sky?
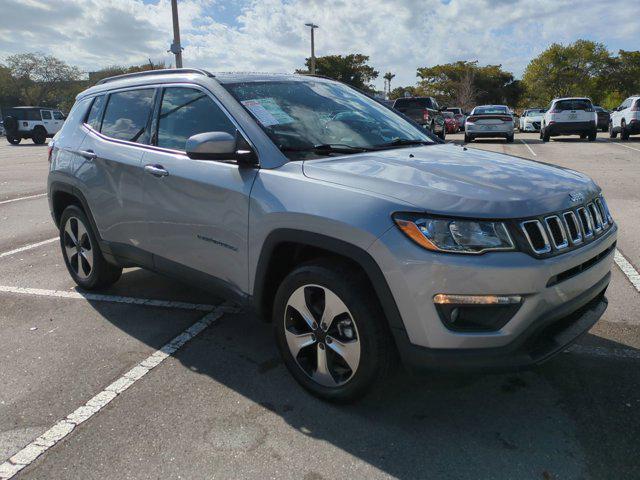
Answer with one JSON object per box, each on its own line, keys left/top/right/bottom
{"left": 0, "top": 0, "right": 638, "bottom": 90}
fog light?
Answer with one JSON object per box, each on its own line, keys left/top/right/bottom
{"left": 434, "top": 294, "right": 522, "bottom": 332}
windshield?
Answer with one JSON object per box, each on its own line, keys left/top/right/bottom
{"left": 472, "top": 106, "right": 508, "bottom": 115}
{"left": 224, "top": 79, "right": 435, "bottom": 159}
{"left": 526, "top": 110, "right": 544, "bottom": 117}
{"left": 443, "top": 112, "right": 455, "bottom": 118}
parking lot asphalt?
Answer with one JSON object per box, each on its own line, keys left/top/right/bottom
{"left": 0, "top": 133, "right": 639, "bottom": 479}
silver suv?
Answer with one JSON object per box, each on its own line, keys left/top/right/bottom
{"left": 48, "top": 69, "right": 617, "bottom": 402}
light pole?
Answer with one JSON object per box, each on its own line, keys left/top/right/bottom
{"left": 304, "top": 23, "right": 319, "bottom": 74}
{"left": 169, "top": 0, "right": 183, "bottom": 68}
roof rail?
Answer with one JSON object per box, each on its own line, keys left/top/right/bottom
{"left": 96, "top": 68, "right": 215, "bottom": 85}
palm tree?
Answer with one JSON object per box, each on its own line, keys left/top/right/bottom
{"left": 383, "top": 72, "right": 396, "bottom": 97}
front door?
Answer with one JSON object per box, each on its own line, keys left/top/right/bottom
{"left": 40, "top": 110, "right": 54, "bottom": 134}
{"left": 140, "top": 86, "right": 258, "bottom": 295}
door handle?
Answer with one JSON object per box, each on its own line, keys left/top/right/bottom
{"left": 144, "top": 164, "right": 169, "bottom": 177}
{"left": 78, "top": 150, "right": 97, "bottom": 160}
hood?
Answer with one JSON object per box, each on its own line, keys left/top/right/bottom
{"left": 302, "top": 144, "right": 599, "bottom": 218}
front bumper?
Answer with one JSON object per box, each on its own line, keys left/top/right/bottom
{"left": 368, "top": 223, "right": 617, "bottom": 371}
{"left": 522, "top": 121, "right": 541, "bottom": 132}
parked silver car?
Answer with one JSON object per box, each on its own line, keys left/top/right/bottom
{"left": 49, "top": 69, "right": 617, "bottom": 401}
{"left": 464, "top": 105, "right": 515, "bottom": 142}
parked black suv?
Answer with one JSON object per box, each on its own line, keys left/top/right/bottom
{"left": 392, "top": 97, "right": 446, "bottom": 139}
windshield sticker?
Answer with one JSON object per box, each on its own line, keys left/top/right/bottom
{"left": 241, "top": 98, "right": 294, "bottom": 127}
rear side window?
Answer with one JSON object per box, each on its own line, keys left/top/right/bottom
{"left": 554, "top": 99, "right": 592, "bottom": 111}
{"left": 86, "top": 95, "right": 105, "bottom": 130}
{"left": 156, "top": 87, "right": 236, "bottom": 151}
{"left": 41, "top": 111, "right": 52, "bottom": 120}
{"left": 101, "top": 89, "right": 156, "bottom": 143}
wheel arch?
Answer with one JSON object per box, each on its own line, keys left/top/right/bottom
{"left": 50, "top": 182, "right": 101, "bottom": 238}
{"left": 252, "top": 229, "right": 405, "bottom": 334}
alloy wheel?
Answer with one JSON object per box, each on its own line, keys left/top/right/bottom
{"left": 284, "top": 284, "right": 361, "bottom": 387}
{"left": 63, "top": 216, "right": 94, "bottom": 280}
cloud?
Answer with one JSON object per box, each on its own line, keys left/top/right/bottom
{"left": 0, "top": 0, "right": 638, "bottom": 89}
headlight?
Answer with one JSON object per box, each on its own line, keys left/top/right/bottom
{"left": 393, "top": 213, "right": 515, "bottom": 254}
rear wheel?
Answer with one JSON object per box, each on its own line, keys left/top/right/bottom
{"left": 464, "top": 133, "right": 472, "bottom": 143}
{"left": 506, "top": 133, "right": 514, "bottom": 143}
{"left": 7, "top": 136, "right": 20, "bottom": 145}
{"left": 59, "top": 205, "right": 122, "bottom": 290}
{"left": 580, "top": 133, "right": 587, "bottom": 139}
{"left": 620, "top": 120, "right": 629, "bottom": 141}
{"left": 588, "top": 129, "right": 597, "bottom": 142}
{"left": 438, "top": 124, "right": 446, "bottom": 140}
{"left": 609, "top": 122, "right": 618, "bottom": 139}
{"left": 541, "top": 126, "right": 550, "bottom": 142}
{"left": 274, "top": 261, "right": 394, "bottom": 402}
{"left": 32, "top": 127, "right": 46, "bottom": 145}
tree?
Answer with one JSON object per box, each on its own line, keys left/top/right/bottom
{"left": 388, "top": 85, "right": 420, "bottom": 100}
{"left": 383, "top": 72, "right": 395, "bottom": 97}
{"left": 3, "top": 52, "right": 82, "bottom": 108}
{"left": 416, "top": 60, "right": 521, "bottom": 107}
{"left": 297, "top": 54, "right": 379, "bottom": 92}
{"left": 88, "top": 60, "right": 167, "bottom": 85}
{"left": 521, "top": 40, "right": 611, "bottom": 106}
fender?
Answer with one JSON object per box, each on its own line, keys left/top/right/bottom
{"left": 252, "top": 228, "right": 406, "bottom": 334}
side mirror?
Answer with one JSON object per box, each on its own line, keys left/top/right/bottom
{"left": 186, "top": 131, "right": 257, "bottom": 166}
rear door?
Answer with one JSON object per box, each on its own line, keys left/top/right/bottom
{"left": 140, "top": 85, "right": 258, "bottom": 294}
{"left": 79, "top": 87, "right": 156, "bottom": 258}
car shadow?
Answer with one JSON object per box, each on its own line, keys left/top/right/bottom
{"left": 82, "top": 269, "right": 640, "bottom": 479}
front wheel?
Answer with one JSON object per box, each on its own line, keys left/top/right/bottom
{"left": 438, "top": 125, "right": 446, "bottom": 140}
{"left": 273, "top": 261, "right": 394, "bottom": 402}
{"left": 59, "top": 205, "right": 122, "bottom": 290}
{"left": 609, "top": 122, "right": 618, "bottom": 139}
{"left": 32, "top": 127, "right": 47, "bottom": 145}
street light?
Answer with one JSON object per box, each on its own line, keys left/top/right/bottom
{"left": 169, "top": 0, "right": 184, "bottom": 68}
{"left": 304, "top": 23, "right": 319, "bottom": 75}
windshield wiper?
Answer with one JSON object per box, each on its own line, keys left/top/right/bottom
{"left": 280, "top": 143, "right": 372, "bottom": 155}
{"left": 371, "top": 138, "right": 431, "bottom": 150}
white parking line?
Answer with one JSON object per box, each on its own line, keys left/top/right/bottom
{"left": 0, "top": 193, "right": 47, "bottom": 205}
{"left": 0, "top": 285, "right": 217, "bottom": 311}
{"left": 520, "top": 139, "right": 537, "bottom": 156}
{"left": 0, "top": 306, "right": 227, "bottom": 479}
{"left": 615, "top": 250, "right": 640, "bottom": 293}
{"left": 0, "top": 238, "right": 58, "bottom": 259}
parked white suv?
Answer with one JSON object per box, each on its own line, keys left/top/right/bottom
{"left": 609, "top": 95, "right": 640, "bottom": 141}
{"left": 540, "top": 98, "right": 597, "bottom": 142}
{"left": 2, "top": 106, "right": 65, "bottom": 145}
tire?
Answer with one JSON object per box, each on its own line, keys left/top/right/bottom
{"left": 273, "top": 260, "right": 395, "bottom": 403}
{"left": 620, "top": 120, "right": 629, "bottom": 141}
{"left": 609, "top": 122, "right": 617, "bottom": 139}
{"left": 601, "top": 126, "right": 608, "bottom": 133}
{"left": 464, "top": 133, "right": 472, "bottom": 143}
{"left": 32, "top": 127, "right": 46, "bottom": 145}
{"left": 542, "top": 126, "right": 550, "bottom": 142}
{"left": 588, "top": 129, "right": 597, "bottom": 142}
{"left": 7, "top": 136, "right": 21, "bottom": 145}
{"left": 3, "top": 116, "right": 18, "bottom": 133}
{"left": 59, "top": 205, "right": 122, "bottom": 290}
{"left": 580, "top": 133, "right": 587, "bottom": 139}
{"left": 438, "top": 125, "right": 446, "bottom": 140}
{"left": 506, "top": 133, "right": 514, "bottom": 143}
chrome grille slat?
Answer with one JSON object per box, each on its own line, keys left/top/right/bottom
{"left": 544, "top": 215, "right": 569, "bottom": 249}
{"left": 562, "top": 211, "right": 583, "bottom": 245}
{"left": 587, "top": 203, "right": 603, "bottom": 232}
{"left": 577, "top": 207, "right": 594, "bottom": 238}
{"left": 520, "top": 220, "right": 551, "bottom": 254}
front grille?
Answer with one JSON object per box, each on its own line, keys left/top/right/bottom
{"left": 518, "top": 195, "right": 613, "bottom": 256}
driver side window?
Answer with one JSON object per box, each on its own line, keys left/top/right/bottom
{"left": 156, "top": 87, "right": 236, "bottom": 151}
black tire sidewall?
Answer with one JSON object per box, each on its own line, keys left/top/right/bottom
{"left": 32, "top": 127, "right": 46, "bottom": 144}
{"left": 59, "top": 205, "right": 116, "bottom": 289}
{"left": 7, "top": 136, "right": 20, "bottom": 145}
{"left": 273, "top": 263, "right": 388, "bottom": 402}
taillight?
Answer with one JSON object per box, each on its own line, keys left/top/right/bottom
{"left": 422, "top": 110, "right": 430, "bottom": 121}
{"left": 499, "top": 116, "right": 512, "bottom": 122}
{"left": 48, "top": 144, "right": 53, "bottom": 163}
